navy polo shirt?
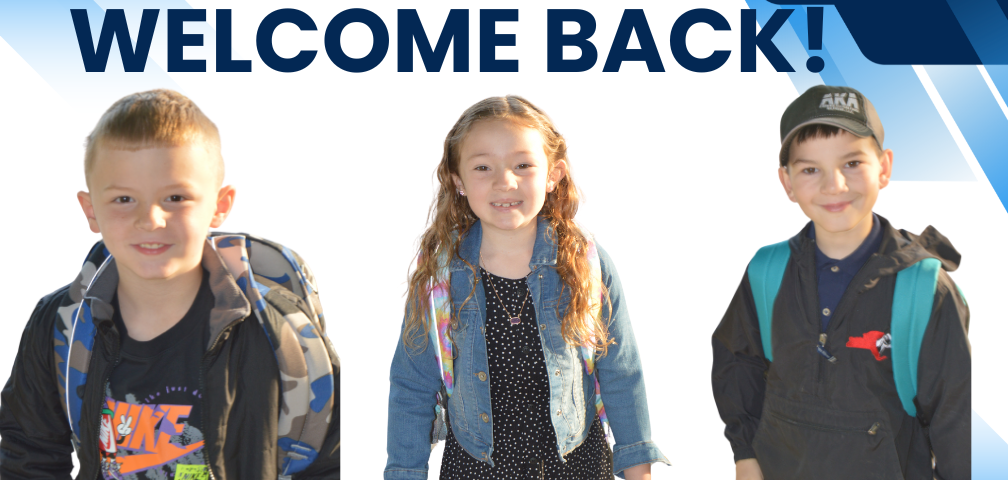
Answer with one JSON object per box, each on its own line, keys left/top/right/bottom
{"left": 808, "top": 213, "right": 882, "bottom": 332}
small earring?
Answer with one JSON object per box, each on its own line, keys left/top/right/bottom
{"left": 458, "top": 190, "right": 465, "bottom": 196}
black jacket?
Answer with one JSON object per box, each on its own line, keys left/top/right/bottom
{"left": 712, "top": 216, "right": 970, "bottom": 480}
{"left": 0, "top": 243, "right": 340, "bottom": 480}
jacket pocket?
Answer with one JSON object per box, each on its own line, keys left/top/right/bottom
{"left": 752, "top": 393, "right": 903, "bottom": 480}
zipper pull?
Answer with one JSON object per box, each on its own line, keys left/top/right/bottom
{"left": 817, "top": 333, "right": 837, "bottom": 363}
{"left": 867, "top": 422, "right": 880, "bottom": 435}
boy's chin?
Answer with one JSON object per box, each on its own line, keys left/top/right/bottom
{"left": 810, "top": 213, "right": 871, "bottom": 236}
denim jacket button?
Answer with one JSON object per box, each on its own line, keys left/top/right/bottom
{"left": 556, "top": 409, "right": 561, "bottom": 415}
{"left": 480, "top": 413, "right": 489, "bottom": 423}
{"left": 538, "top": 273, "right": 543, "bottom": 279}
{"left": 554, "top": 369, "right": 560, "bottom": 376}
{"left": 540, "top": 324, "right": 545, "bottom": 330}
{"left": 477, "top": 371, "right": 487, "bottom": 381}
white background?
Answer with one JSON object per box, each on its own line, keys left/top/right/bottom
{"left": 0, "top": 1, "right": 1002, "bottom": 478}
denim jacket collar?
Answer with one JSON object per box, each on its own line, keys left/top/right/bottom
{"left": 450, "top": 216, "right": 558, "bottom": 273}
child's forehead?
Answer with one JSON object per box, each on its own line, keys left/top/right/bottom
{"left": 789, "top": 130, "right": 878, "bottom": 161}
{"left": 89, "top": 142, "right": 223, "bottom": 187}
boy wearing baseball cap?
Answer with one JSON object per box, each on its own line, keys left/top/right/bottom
{"left": 711, "top": 85, "right": 970, "bottom": 479}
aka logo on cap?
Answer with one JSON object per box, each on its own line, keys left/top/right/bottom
{"left": 819, "top": 93, "right": 860, "bottom": 114}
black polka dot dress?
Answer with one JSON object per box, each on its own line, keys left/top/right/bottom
{"left": 439, "top": 268, "right": 613, "bottom": 480}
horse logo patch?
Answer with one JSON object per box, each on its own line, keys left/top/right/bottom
{"left": 846, "top": 331, "right": 891, "bottom": 361}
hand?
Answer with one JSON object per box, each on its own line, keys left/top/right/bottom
{"left": 623, "top": 463, "right": 651, "bottom": 480}
{"left": 117, "top": 415, "right": 133, "bottom": 437}
{"left": 736, "top": 458, "right": 763, "bottom": 480}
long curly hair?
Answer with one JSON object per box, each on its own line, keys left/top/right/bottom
{"left": 403, "top": 95, "right": 613, "bottom": 356}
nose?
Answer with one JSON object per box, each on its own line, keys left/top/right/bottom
{"left": 822, "top": 169, "right": 848, "bottom": 195}
{"left": 136, "top": 202, "right": 167, "bottom": 231}
{"left": 494, "top": 168, "right": 518, "bottom": 191}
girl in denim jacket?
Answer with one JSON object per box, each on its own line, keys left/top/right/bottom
{"left": 386, "top": 96, "right": 667, "bottom": 480}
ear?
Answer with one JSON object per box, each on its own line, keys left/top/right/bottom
{"left": 778, "top": 166, "right": 797, "bottom": 203}
{"left": 77, "top": 191, "right": 101, "bottom": 233}
{"left": 878, "top": 149, "right": 893, "bottom": 189}
{"left": 210, "top": 185, "right": 237, "bottom": 228}
{"left": 548, "top": 159, "right": 569, "bottom": 192}
{"left": 451, "top": 174, "right": 465, "bottom": 195}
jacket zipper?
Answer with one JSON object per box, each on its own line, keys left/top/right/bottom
{"left": 769, "top": 411, "right": 881, "bottom": 435}
{"left": 812, "top": 254, "right": 880, "bottom": 395}
{"left": 199, "top": 317, "right": 244, "bottom": 480}
{"left": 94, "top": 329, "right": 121, "bottom": 480}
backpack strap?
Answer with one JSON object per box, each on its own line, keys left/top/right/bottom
{"left": 428, "top": 248, "right": 454, "bottom": 398}
{"left": 578, "top": 231, "right": 609, "bottom": 434}
{"left": 56, "top": 242, "right": 111, "bottom": 454}
{"left": 747, "top": 241, "right": 791, "bottom": 362}
{"left": 211, "top": 234, "right": 335, "bottom": 478}
{"left": 891, "top": 258, "right": 941, "bottom": 418}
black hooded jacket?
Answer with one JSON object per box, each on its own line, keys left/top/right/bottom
{"left": 0, "top": 241, "right": 340, "bottom": 479}
{"left": 712, "top": 216, "right": 970, "bottom": 480}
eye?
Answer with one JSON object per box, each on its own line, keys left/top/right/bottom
{"left": 112, "top": 196, "right": 133, "bottom": 204}
{"left": 516, "top": 163, "right": 532, "bottom": 169}
{"left": 846, "top": 161, "right": 862, "bottom": 168}
{"left": 166, "top": 195, "right": 185, "bottom": 202}
{"left": 802, "top": 167, "right": 818, "bottom": 174}
{"left": 474, "top": 165, "right": 489, "bottom": 171}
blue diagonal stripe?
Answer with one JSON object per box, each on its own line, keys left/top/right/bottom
{"left": 985, "top": 65, "right": 1008, "bottom": 106}
{"left": 926, "top": 65, "right": 1008, "bottom": 209}
{"left": 945, "top": 0, "right": 1008, "bottom": 64}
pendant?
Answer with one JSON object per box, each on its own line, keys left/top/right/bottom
{"left": 509, "top": 317, "right": 521, "bottom": 325}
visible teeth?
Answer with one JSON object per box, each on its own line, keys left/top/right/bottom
{"left": 491, "top": 201, "right": 521, "bottom": 207}
{"left": 139, "top": 243, "right": 165, "bottom": 249}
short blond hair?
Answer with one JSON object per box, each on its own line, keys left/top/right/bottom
{"left": 84, "top": 89, "right": 223, "bottom": 186}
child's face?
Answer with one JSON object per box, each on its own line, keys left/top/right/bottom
{"left": 779, "top": 130, "right": 893, "bottom": 235}
{"left": 452, "top": 119, "right": 566, "bottom": 237}
{"left": 77, "top": 144, "right": 235, "bottom": 285}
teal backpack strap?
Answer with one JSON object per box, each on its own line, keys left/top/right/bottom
{"left": 747, "top": 241, "right": 792, "bottom": 362}
{"left": 891, "top": 258, "right": 942, "bottom": 418}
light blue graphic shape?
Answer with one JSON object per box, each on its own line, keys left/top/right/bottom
{"left": 926, "top": 65, "right": 1008, "bottom": 211}
{"left": 744, "top": 1, "right": 974, "bottom": 181}
{"left": 986, "top": 65, "right": 1008, "bottom": 106}
{"left": 0, "top": 1, "right": 183, "bottom": 104}
{"left": 974, "top": 409, "right": 1008, "bottom": 479}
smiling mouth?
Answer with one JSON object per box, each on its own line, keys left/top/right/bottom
{"left": 821, "top": 201, "right": 851, "bottom": 213}
{"left": 491, "top": 201, "right": 522, "bottom": 207}
{"left": 133, "top": 243, "right": 171, "bottom": 255}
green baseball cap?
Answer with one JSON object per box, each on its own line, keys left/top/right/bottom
{"left": 779, "top": 85, "right": 884, "bottom": 166}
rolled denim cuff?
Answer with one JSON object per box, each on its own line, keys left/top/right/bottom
{"left": 612, "top": 440, "right": 670, "bottom": 478}
{"left": 383, "top": 467, "right": 428, "bottom": 480}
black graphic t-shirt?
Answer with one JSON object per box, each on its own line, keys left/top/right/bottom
{"left": 101, "top": 269, "right": 213, "bottom": 480}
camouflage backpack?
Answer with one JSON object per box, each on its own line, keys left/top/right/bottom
{"left": 53, "top": 233, "right": 336, "bottom": 478}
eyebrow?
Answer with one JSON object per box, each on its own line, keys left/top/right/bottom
{"left": 102, "top": 183, "right": 196, "bottom": 192}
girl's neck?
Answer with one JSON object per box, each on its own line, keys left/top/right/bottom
{"left": 479, "top": 218, "right": 537, "bottom": 279}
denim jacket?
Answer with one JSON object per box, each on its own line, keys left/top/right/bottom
{"left": 386, "top": 217, "right": 667, "bottom": 479}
